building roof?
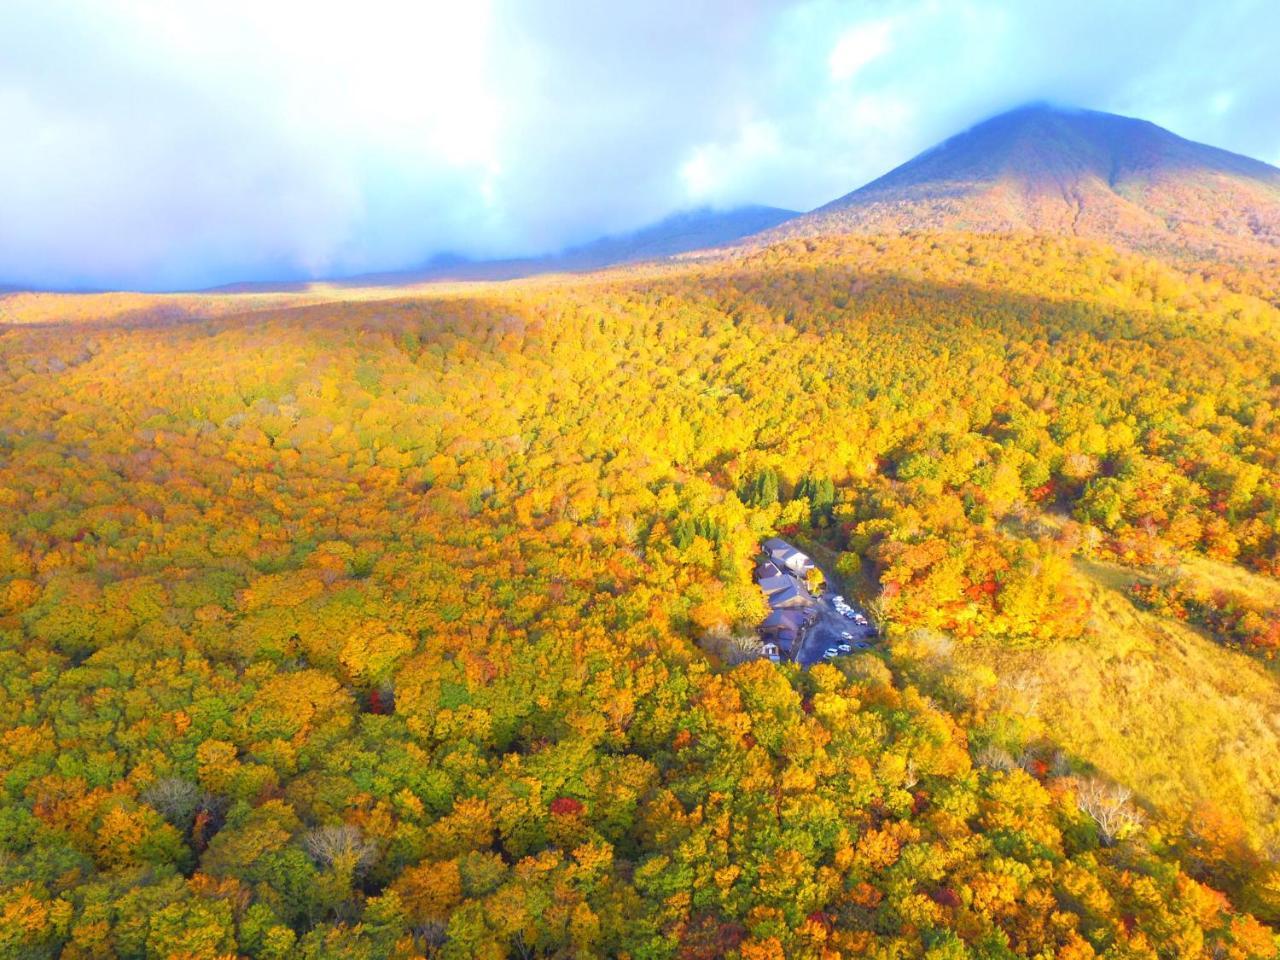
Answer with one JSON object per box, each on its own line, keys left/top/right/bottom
{"left": 764, "top": 538, "right": 812, "bottom": 569}
{"left": 766, "top": 581, "right": 809, "bottom": 608}
{"left": 779, "top": 546, "right": 810, "bottom": 565}
{"left": 755, "top": 560, "right": 782, "bottom": 579}
{"left": 757, "top": 574, "right": 794, "bottom": 595}
{"left": 763, "top": 609, "right": 807, "bottom": 630}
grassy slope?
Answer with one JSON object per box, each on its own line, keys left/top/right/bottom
{"left": 1180, "top": 554, "right": 1280, "bottom": 609}
{"left": 930, "top": 556, "right": 1280, "bottom": 847}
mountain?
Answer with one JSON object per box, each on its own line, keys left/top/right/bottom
{"left": 555, "top": 204, "right": 798, "bottom": 266}
{"left": 332, "top": 204, "right": 798, "bottom": 287}
{"left": 782, "top": 103, "right": 1280, "bottom": 258}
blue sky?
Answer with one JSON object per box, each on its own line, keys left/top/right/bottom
{"left": 2, "top": 0, "right": 1278, "bottom": 291}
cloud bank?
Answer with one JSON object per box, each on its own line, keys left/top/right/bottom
{"left": 1, "top": 0, "right": 1277, "bottom": 290}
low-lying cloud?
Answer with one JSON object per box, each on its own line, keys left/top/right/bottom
{"left": 1, "top": 0, "right": 1277, "bottom": 290}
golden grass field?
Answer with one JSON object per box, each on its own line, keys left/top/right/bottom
{"left": 917, "top": 554, "right": 1280, "bottom": 848}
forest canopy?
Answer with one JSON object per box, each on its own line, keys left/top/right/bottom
{"left": 1, "top": 232, "right": 1278, "bottom": 958}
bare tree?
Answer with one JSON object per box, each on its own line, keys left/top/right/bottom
{"left": 725, "top": 633, "right": 765, "bottom": 665}
{"left": 510, "top": 931, "right": 537, "bottom": 960}
{"left": 1074, "top": 776, "right": 1143, "bottom": 846}
{"left": 304, "top": 824, "right": 379, "bottom": 872}
{"left": 414, "top": 922, "right": 448, "bottom": 954}
{"left": 847, "top": 653, "right": 893, "bottom": 687}
{"left": 698, "top": 627, "right": 765, "bottom": 666}
{"left": 996, "top": 670, "right": 1043, "bottom": 717}
{"left": 1048, "top": 750, "right": 1073, "bottom": 779}
{"left": 975, "top": 744, "right": 1016, "bottom": 772}
{"left": 909, "top": 626, "right": 953, "bottom": 658}
{"left": 141, "top": 777, "right": 201, "bottom": 828}
{"left": 903, "top": 759, "right": 919, "bottom": 790}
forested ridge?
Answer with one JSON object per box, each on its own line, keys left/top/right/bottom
{"left": 1, "top": 232, "right": 1279, "bottom": 958}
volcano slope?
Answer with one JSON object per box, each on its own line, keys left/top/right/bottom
{"left": 778, "top": 104, "right": 1280, "bottom": 268}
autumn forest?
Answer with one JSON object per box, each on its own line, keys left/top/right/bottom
{"left": 0, "top": 224, "right": 1277, "bottom": 959}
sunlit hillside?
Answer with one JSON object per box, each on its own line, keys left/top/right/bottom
{"left": 2, "top": 231, "right": 1279, "bottom": 957}
{"left": 777, "top": 105, "right": 1280, "bottom": 264}
{"left": 893, "top": 551, "right": 1280, "bottom": 844}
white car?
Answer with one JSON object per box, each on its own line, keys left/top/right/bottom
{"left": 840, "top": 631, "right": 854, "bottom": 640}
{"left": 822, "top": 647, "right": 839, "bottom": 660}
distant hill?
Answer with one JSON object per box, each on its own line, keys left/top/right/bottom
{"left": 332, "top": 204, "right": 798, "bottom": 287}
{"left": 556, "top": 204, "right": 798, "bottom": 266}
{"left": 0, "top": 206, "right": 800, "bottom": 310}
{"left": 779, "top": 103, "right": 1280, "bottom": 258}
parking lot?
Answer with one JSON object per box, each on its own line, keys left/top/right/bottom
{"left": 793, "top": 591, "right": 879, "bottom": 667}
{"left": 755, "top": 538, "right": 879, "bottom": 668}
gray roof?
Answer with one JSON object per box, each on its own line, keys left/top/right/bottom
{"left": 764, "top": 538, "right": 811, "bottom": 568}
{"left": 766, "top": 581, "right": 809, "bottom": 607}
{"left": 757, "top": 574, "right": 794, "bottom": 595}
{"left": 763, "top": 608, "right": 807, "bottom": 630}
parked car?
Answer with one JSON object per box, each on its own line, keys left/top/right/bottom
{"left": 837, "top": 642, "right": 852, "bottom": 653}
{"left": 842, "top": 609, "right": 857, "bottom": 619}
{"left": 840, "top": 630, "right": 854, "bottom": 640}
{"left": 822, "top": 647, "right": 839, "bottom": 660}
{"left": 853, "top": 614, "right": 868, "bottom": 624}
{"left": 853, "top": 640, "right": 872, "bottom": 650}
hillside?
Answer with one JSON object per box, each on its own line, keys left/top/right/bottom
{"left": 895, "top": 550, "right": 1280, "bottom": 846}
{"left": 780, "top": 104, "right": 1280, "bottom": 260}
{"left": 327, "top": 205, "right": 798, "bottom": 287}
{"left": 1, "top": 207, "right": 797, "bottom": 298}
{"left": 3, "top": 232, "right": 1279, "bottom": 955}
{"left": 558, "top": 204, "right": 798, "bottom": 266}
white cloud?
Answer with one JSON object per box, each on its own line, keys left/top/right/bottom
{"left": 0, "top": 0, "right": 1277, "bottom": 289}
{"left": 0, "top": 0, "right": 506, "bottom": 287}
{"left": 680, "top": 120, "right": 783, "bottom": 204}
{"left": 828, "top": 19, "right": 895, "bottom": 81}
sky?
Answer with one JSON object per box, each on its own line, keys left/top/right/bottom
{"left": 2, "top": 0, "right": 1278, "bottom": 291}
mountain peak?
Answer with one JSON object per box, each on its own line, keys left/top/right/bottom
{"left": 788, "top": 106, "right": 1280, "bottom": 257}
